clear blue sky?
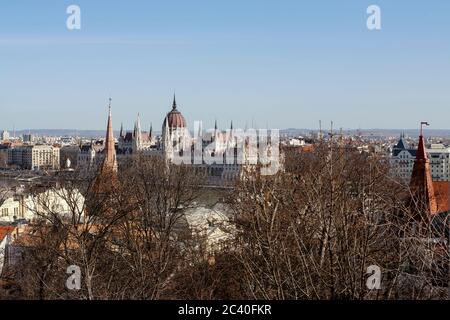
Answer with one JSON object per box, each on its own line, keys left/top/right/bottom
{"left": 0, "top": 0, "right": 449, "bottom": 131}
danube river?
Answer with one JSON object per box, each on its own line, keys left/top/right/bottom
{"left": 0, "top": 170, "right": 43, "bottom": 188}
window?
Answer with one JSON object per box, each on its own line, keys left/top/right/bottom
{"left": 1, "top": 207, "right": 9, "bottom": 217}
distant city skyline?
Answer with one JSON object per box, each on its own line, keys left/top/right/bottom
{"left": 1, "top": 0, "right": 450, "bottom": 130}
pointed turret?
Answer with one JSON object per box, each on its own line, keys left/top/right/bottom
{"left": 229, "top": 120, "right": 234, "bottom": 139}
{"left": 133, "top": 113, "right": 142, "bottom": 152}
{"left": 163, "top": 115, "right": 174, "bottom": 160}
{"left": 119, "top": 122, "right": 124, "bottom": 139}
{"left": 409, "top": 122, "right": 438, "bottom": 218}
{"left": 212, "top": 119, "right": 218, "bottom": 143}
{"left": 102, "top": 98, "right": 118, "bottom": 172}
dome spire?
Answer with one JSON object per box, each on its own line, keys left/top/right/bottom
{"left": 172, "top": 92, "right": 177, "bottom": 110}
{"left": 163, "top": 93, "right": 186, "bottom": 130}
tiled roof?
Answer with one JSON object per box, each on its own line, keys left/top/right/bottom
{"left": 163, "top": 95, "right": 186, "bottom": 129}
{"left": 0, "top": 226, "right": 15, "bottom": 243}
{"left": 392, "top": 137, "right": 417, "bottom": 157}
{"left": 392, "top": 148, "right": 416, "bottom": 157}
{"left": 433, "top": 181, "right": 450, "bottom": 214}
{"left": 395, "top": 138, "right": 409, "bottom": 150}
{"left": 409, "top": 135, "right": 439, "bottom": 216}
{"left": 80, "top": 145, "right": 93, "bottom": 152}
{"left": 124, "top": 132, "right": 133, "bottom": 142}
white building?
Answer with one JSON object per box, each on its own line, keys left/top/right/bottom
{"left": 428, "top": 144, "right": 450, "bottom": 181}
{"left": 390, "top": 135, "right": 450, "bottom": 181}
{"left": 77, "top": 142, "right": 101, "bottom": 170}
{"left": 118, "top": 115, "right": 155, "bottom": 155}
{"left": 184, "top": 203, "right": 234, "bottom": 252}
{"left": 0, "top": 196, "right": 25, "bottom": 221}
{"left": 1, "top": 130, "right": 10, "bottom": 141}
{"left": 0, "top": 189, "right": 85, "bottom": 223}
{"left": 8, "top": 145, "right": 60, "bottom": 170}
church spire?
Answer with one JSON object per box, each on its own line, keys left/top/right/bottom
{"left": 409, "top": 121, "right": 437, "bottom": 218}
{"left": 102, "top": 98, "right": 117, "bottom": 172}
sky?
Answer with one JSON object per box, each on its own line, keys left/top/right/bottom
{"left": 0, "top": 0, "right": 449, "bottom": 131}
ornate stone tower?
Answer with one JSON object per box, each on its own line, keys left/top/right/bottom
{"left": 162, "top": 94, "right": 188, "bottom": 161}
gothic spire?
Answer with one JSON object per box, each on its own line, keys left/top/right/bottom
{"left": 133, "top": 113, "right": 142, "bottom": 152}
{"left": 102, "top": 98, "right": 117, "bottom": 172}
{"left": 409, "top": 122, "right": 437, "bottom": 217}
{"left": 136, "top": 113, "right": 141, "bottom": 133}
{"left": 119, "top": 122, "right": 124, "bottom": 138}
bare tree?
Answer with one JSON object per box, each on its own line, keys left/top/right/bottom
{"left": 3, "top": 145, "right": 448, "bottom": 300}
{"left": 5, "top": 154, "right": 206, "bottom": 300}
{"left": 228, "top": 142, "right": 449, "bottom": 300}
{"left": 0, "top": 187, "right": 10, "bottom": 208}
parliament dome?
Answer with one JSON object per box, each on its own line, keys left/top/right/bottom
{"left": 162, "top": 95, "right": 186, "bottom": 129}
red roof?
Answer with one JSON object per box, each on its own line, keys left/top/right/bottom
{"left": 433, "top": 181, "right": 450, "bottom": 214}
{"left": 0, "top": 226, "right": 15, "bottom": 243}
{"left": 409, "top": 135, "right": 439, "bottom": 215}
{"left": 163, "top": 95, "right": 186, "bottom": 129}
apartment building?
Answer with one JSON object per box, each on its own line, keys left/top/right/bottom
{"left": 8, "top": 145, "right": 60, "bottom": 170}
{"left": 391, "top": 135, "right": 450, "bottom": 181}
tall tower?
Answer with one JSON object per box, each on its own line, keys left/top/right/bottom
{"left": 133, "top": 113, "right": 142, "bottom": 152}
{"left": 148, "top": 123, "right": 153, "bottom": 143}
{"left": 119, "top": 122, "right": 124, "bottom": 140}
{"left": 408, "top": 122, "right": 437, "bottom": 218}
{"left": 102, "top": 98, "right": 118, "bottom": 172}
{"left": 163, "top": 115, "right": 173, "bottom": 161}
{"left": 162, "top": 94, "right": 187, "bottom": 160}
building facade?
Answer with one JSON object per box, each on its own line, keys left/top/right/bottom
{"left": 8, "top": 145, "right": 60, "bottom": 170}
{"left": 1, "top": 130, "right": 10, "bottom": 142}
{"left": 391, "top": 134, "right": 450, "bottom": 181}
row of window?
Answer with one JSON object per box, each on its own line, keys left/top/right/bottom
{"left": 0, "top": 207, "right": 19, "bottom": 217}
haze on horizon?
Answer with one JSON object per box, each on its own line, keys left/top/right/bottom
{"left": 1, "top": 0, "right": 449, "bottom": 131}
